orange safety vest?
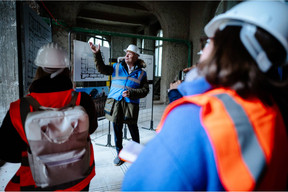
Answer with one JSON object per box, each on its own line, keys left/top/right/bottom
{"left": 6, "top": 89, "right": 95, "bottom": 191}
{"left": 157, "top": 88, "right": 288, "bottom": 191}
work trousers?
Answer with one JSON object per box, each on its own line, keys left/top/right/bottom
{"left": 113, "top": 122, "right": 140, "bottom": 154}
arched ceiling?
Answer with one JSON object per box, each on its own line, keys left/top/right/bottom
{"left": 41, "top": 1, "right": 159, "bottom": 33}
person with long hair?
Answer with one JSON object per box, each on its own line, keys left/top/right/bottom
{"left": 0, "top": 43, "right": 97, "bottom": 191}
{"left": 122, "top": 1, "right": 288, "bottom": 191}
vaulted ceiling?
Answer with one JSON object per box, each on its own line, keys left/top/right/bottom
{"left": 41, "top": 1, "right": 159, "bottom": 33}
{"left": 77, "top": 2, "right": 157, "bottom": 27}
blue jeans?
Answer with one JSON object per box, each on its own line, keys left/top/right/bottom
{"left": 113, "top": 122, "right": 140, "bottom": 154}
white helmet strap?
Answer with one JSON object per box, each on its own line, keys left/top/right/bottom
{"left": 42, "top": 67, "right": 65, "bottom": 79}
{"left": 240, "top": 24, "right": 272, "bottom": 72}
{"left": 219, "top": 21, "right": 272, "bottom": 72}
{"left": 50, "top": 68, "right": 64, "bottom": 79}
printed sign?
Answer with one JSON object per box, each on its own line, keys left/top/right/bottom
{"left": 76, "top": 86, "right": 109, "bottom": 118}
{"left": 73, "top": 40, "right": 109, "bottom": 82}
{"left": 139, "top": 54, "right": 153, "bottom": 81}
{"left": 139, "top": 54, "right": 154, "bottom": 109}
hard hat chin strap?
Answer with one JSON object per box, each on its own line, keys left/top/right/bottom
{"left": 240, "top": 24, "right": 272, "bottom": 72}
{"left": 42, "top": 67, "right": 65, "bottom": 78}
{"left": 219, "top": 21, "right": 272, "bottom": 72}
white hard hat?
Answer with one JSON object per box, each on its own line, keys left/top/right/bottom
{"left": 124, "top": 44, "right": 140, "bottom": 56}
{"left": 34, "top": 42, "right": 69, "bottom": 68}
{"left": 204, "top": 1, "right": 288, "bottom": 72}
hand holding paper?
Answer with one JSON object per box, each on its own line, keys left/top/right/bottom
{"left": 119, "top": 141, "right": 144, "bottom": 163}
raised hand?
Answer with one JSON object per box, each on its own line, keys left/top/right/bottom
{"left": 89, "top": 42, "right": 100, "bottom": 54}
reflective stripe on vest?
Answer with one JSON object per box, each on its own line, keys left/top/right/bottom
{"left": 108, "top": 63, "right": 145, "bottom": 103}
{"left": 156, "top": 88, "right": 287, "bottom": 191}
{"left": 8, "top": 90, "right": 95, "bottom": 191}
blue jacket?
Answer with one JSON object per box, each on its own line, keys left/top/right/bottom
{"left": 122, "top": 76, "right": 288, "bottom": 191}
{"left": 108, "top": 62, "right": 147, "bottom": 104}
{"left": 122, "top": 77, "right": 224, "bottom": 191}
{"left": 168, "top": 89, "right": 182, "bottom": 103}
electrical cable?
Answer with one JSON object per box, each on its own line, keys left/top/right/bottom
{"left": 40, "top": 0, "right": 68, "bottom": 31}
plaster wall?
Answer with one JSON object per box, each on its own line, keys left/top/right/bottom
{"left": 0, "top": 2, "right": 19, "bottom": 125}
{"left": 143, "top": 2, "right": 191, "bottom": 102}
{"left": 189, "top": 1, "right": 219, "bottom": 65}
{"left": 111, "top": 36, "right": 137, "bottom": 59}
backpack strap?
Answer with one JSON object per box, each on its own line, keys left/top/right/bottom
{"left": 19, "top": 97, "right": 34, "bottom": 152}
{"left": 59, "top": 91, "right": 79, "bottom": 110}
{"left": 20, "top": 97, "right": 32, "bottom": 129}
{"left": 69, "top": 91, "right": 79, "bottom": 106}
{"left": 23, "top": 96, "right": 41, "bottom": 111}
{"left": 20, "top": 96, "right": 42, "bottom": 129}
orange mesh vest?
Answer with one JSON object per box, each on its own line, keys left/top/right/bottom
{"left": 6, "top": 89, "right": 95, "bottom": 191}
{"left": 157, "top": 88, "right": 288, "bottom": 191}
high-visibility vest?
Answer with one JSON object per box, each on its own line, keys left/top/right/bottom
{"left": 6, "top": 89, "right": 95, "bottom": 191}
{"left": 157, "top": 88, "right": 288, "bottom": 191}
{"left": 108, "top": 63, "right": 146, "bottom": 103}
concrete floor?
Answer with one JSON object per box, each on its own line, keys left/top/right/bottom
{"left": 0, "top": 103, "right": 167, "bottom": 191}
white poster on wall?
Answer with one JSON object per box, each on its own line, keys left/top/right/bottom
{"left": 140, "top": 84, "right": 153, "bottom": 109}
{"left": 139, "top": 54, "right": 153, "bottom": 81}
{"left": 73, "top": 40, "right": 109, "bottom": 82}
{"left": 139, "top": 54, "right": 154, "bottom": 109}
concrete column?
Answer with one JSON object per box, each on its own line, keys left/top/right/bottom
{"left": 189, "top": 1, "right": 219, "bottom": 65}
{"left": 0, "top": 1, "right": 19, "bottom": 124}
{"left": 147, "top": 2, "right": 190, "bottom": 103}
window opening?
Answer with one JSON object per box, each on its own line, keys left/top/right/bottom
{"left": 155, "top": 30, "right": 163, "bottom": 77}
{"left": 88, "top": 35, "right": 109, "bottom": 48}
